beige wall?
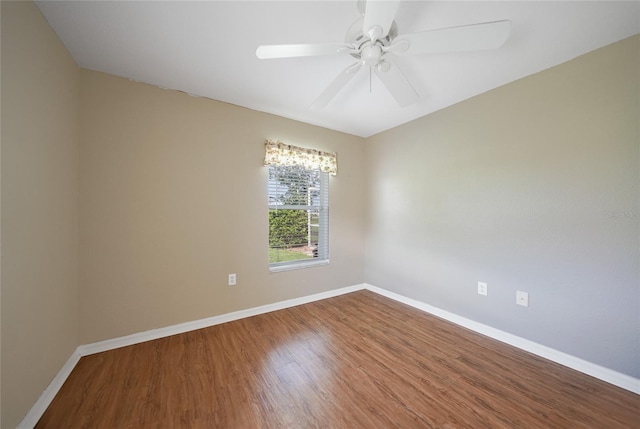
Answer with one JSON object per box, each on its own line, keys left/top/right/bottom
{"left": 365, "top": 35, "right": 639, "bottom": 378}
{"left": 1, "top": 1, "right": 80, "bottom": 427}
{"left": 79, "top": 70, "right": 366, "bottom": 344}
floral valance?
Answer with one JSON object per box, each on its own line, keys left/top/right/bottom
{"left": 264, "top": 140, "right": 337, "bottom": 176}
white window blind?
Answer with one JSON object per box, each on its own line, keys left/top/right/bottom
{"left": 268, "top": 165, "right": 329, "bottom": 271}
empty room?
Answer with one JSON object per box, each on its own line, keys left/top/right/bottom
{"left": 1, "top": 0, "right": 639, "bottom": 428}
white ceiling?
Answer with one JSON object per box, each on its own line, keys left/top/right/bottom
{"left": 35, "top": 1, "right": 640, "bottom": 138}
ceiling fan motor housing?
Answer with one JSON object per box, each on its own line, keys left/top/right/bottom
{"left": 345, "top": 16, "right": 397, "bottom": 66}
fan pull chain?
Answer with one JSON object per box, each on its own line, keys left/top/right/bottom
{"left": 369, "top": 66, "right": 372, "bottom": 93}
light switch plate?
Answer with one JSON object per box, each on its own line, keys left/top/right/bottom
{"left": 478, "top": 282, "right": 488, "bottom": 296}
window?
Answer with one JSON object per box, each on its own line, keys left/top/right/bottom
{"left": 268, "top": 164, "right": 329, "bottom": 271}
{"left": 263, "top": 139, "right": 336, "bottom": 271}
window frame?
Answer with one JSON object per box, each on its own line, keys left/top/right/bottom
{"left": 267, "top": 165, "right": 329, "bottom": 272}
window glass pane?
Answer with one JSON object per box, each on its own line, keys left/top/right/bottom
{"left": 268, "top": 165, "right": 320, "bottom": 206}
{"left": 269, "top": 209, "right": 309, "bottom": 248}
{"left": 268, "top": 164, "right": 328, "bottom": 269}
{"left": 269, "top": 209, "right": 317, "bottom": 263}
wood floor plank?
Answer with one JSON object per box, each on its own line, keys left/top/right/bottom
{"left": 36, "top": 290, "right": 640, "bottom": 428}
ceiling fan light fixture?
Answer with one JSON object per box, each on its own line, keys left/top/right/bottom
{"left": 361, "top": 44, "right": 383, "bottom": 67}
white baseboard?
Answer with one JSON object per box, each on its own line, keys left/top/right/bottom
{"left": 364, "top": 283, "right": 640, "bottom": 395}
{"left": 18, "top": 283, "right": 366, "bottom": 428}
{"left": 19, "top": 281, "right": 638, "bottom": 428}
{"left": 78, "top": 283, "right": 366, "bottom": 356}
{"left": 17, "top": 350, "right": 82, "bottom": 429}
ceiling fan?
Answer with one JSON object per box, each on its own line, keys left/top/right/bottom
{"left": 256, "top": 0, "right": 511, "bottom": 109}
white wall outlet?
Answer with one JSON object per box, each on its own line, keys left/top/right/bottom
{"left": 516, "top": 291, "right": 529, "bottom": 307}
{"left": 478, "top": 282, "right": 488, "bottom": 296}
{"left": 228, "top": 273, "right": 236, "bottom": 286}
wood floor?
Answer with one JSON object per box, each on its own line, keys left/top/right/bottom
{"left": 37, "top": 290, "right": 640, "bottom": 428}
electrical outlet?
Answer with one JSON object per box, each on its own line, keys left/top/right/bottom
{"left": 516, "top": 291, "right": 529, "bottom": 307}
{"left": 478, "top": 282, "right": 488, "bottom": 296}
{"left": 228, "top": 273, "right": 236, "bottom": 286}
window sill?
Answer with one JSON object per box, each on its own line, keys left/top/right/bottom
{"left": 269, "top": 259, "right": 329, "bottom": 273}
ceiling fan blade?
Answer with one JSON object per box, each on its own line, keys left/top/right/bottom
{"left": 394, "top": 20, "right": 511, "bottom": 55}
{"left": 310, "top": 62, "right": 363, "bottom": 110}
{"left": 256, "top": 43, "right": 353, "bottom": 59}
{"left": 363, "top": 0, "right": 399, "bottom": 40}
{"left": 374, "top": 62, "right": 419, "bottom": 107}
